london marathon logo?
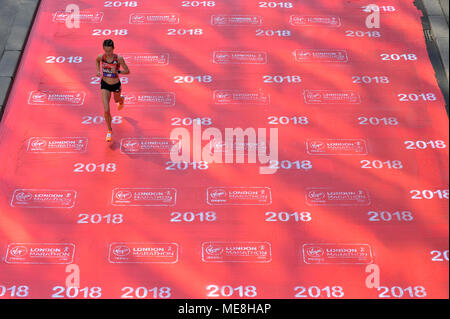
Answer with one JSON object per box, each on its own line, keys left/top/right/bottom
{"left": 207, "top": 187, "right": 272, "bottom": 205}
{"left": 305, "top": 188, "right": 371, "bottom": 206}
{"left": 120, "top": 138, "right": 179, "bottom": 154}
{"left": 303, "top": 90, "right": 361, "bottom": 104}
{"left": 112, "top": 188, "right": 177, "bottom": 206}
{"left": 202, "top": 242, "right": 272, "bottom": 262}
{"left": 28, "top": 90, "right": 86, "bottom": 105}
{"left": 53, "top": 10, "right": 104, "bottom": 23}
{"left": 211, "top": 15, "right": 262, "bottom": 26}
{"left": 11, "top": 189, "right": 77, "bottom": 208}
{"left": 306, "top": 139, "right": 368, "bottom": 155}
{"left": 108, "top": 243, "right": 179, "bottom": 263}
{"left": 121, "top": 53, "right": 169, "bottom": 66}
{"left": 289, "top": 15, "right": 341, "bottom": 27}
{"left": 302, "top": 244, "right": 373, "bottom": 264}
{"left": 27, "top": 137, "right": 88, "bottom": 153}
{"left": 214, "top": 89, "right": 270, "bottom": 104}
{"left": 213, "top": 51, "right": 267, "bottom": 64}
{"left": 5, "top": 243, "right": 75, "bottom": 264}
{"left": 119, "top": 92, "right": 175, "bottom": 107}
{"left": 129, "top": 13, "right": 179, "bottom": 24}
{"left": 293, "top": 49, "right": 348, "bottom": 63}
{"left": 209, "top": 139, "right": 267, "bottom": 155}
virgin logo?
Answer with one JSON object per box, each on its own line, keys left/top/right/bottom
{"left": 115, "top": 191, "right": 133, "bottom": 201}
{"left": 123, "top": 140, "right": 140, "bottom": 150}
{"left": 309, "top": 141, "right": 325, "bottom": 150}
{"left": 308, "top": 191, "right": 326, "bottom": 200}
{"left": 113, "top": 246, "right": 130, "bottom": 256}
{"left": 205, "top": 245, "right": 224, "bottom": 255}
{"left": 306, "top": 247, "right": 324, "bottom": 257}
{"left": 31, "top": 92, "right": 47, "bottom": 102}
{"left": 131, "top": 15, "right": 145, "bottom": 22}
{"left": 308, "top": 92, "right": 322, "bottom": 99}
{"left": 216, "top": 92, "right": 232, "bottom": 99}
{"left": 15, "top": 192, "right": 33, "bottom": 202}
{"left": 10, "top": 246, "right": 28, "bottom": 257}
{"left": 125, "top": 94, "right": 136, "bottom": 102}
{"left": 214, "top": 16, "right": 226, "bottom": 23}
{"left": 31, "top": 139, "right": 47, "bottom": 149}
{"left": 210, "top": 189, "right": 226, "bottom": 199}
{"left": 216, "top": 53, "right": 230, "bottom": 59}
{"left": 122, "top": 55, "right": 132, "bottom": 63}
{"left": 297, "top": 51, "right": 311, "bottom": 58}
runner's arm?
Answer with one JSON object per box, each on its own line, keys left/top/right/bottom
{"left": 96, "top": 54, "right": 102, "bottom": 77}
{"left": 118, "top": 56, "right": 130, "bottom": 75}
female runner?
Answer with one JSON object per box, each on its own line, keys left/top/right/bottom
{"left": 96, "top": 39, "right": 130, "bottom": 142}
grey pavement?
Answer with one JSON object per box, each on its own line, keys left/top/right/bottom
{"left": 0, "top": 0, "right": 40, "bottom": 117}
{"left": 418, "top": 0, "right": 449, "bottom": 113}
{"left": 422, "top": 0, "right": 449, "bottom": 80}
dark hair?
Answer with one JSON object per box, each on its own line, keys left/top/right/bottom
{"left": 103, "top": 39, "right": 114, "bottom": 48}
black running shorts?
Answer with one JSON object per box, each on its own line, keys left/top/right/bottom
{"left": 101, "top": 78, "right": 121, "bottom": 93}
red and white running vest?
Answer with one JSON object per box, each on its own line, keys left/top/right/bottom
{"left": 101, "top": 54, "right": 119, "bottom": 78}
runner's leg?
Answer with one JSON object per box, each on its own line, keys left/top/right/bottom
{"left": 102, "top": 89, "right": 113, "bottom": 131}
{"left": 113, "top": 91, "right": 123, "bottom": 103}
{"left": 113, "top": 85, "right": 124, "bottom": 110}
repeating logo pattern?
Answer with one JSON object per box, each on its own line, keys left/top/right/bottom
{"left": 302, "top": 244, "right": 373, "bottom": 264}
{"left": 108, "top": 243, "right": 179, "bottom": 263}
{"left": 0, "top": 0, "right": 447, "bottom": 299}
{"left": 5, "top": 243, "right": 75, "bottom": 264}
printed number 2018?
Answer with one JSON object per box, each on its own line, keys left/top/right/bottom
{"left": 259, "top": 2, "right": 293, "bottom": 8}
{"left": 0, "top": 286, "right": 29, "bottom": 297}
{"left": 104, "top": 1, "right": 138, "bottom": 7}
{"left": 52, "top": 286, "right": 102, "bottom": 298}
{"left": 46, "top": 56, "right": 83, "bottom": 63}
{"left": 381, "top": 54, "right": 417, "bottom": 61}
{"left": 181, "top": 1, "right": 216, "bottom": 7}
{"left": 378, "top": 286, "right": 426, "bottom": 298}
{"left": 410, "top": 189, "right": 449, "bottom": 200}
{"left": 74, "top": 163, "right": 116, "bottom": 173}
{"left": 206, "top": 285, "right": 257, "bottom": 297}
{"left": 431, "top": 250, "right": 449, "bottom": 262}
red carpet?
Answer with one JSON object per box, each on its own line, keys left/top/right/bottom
{"left": 0, "top": 0, "right": 448, "bottom": 298}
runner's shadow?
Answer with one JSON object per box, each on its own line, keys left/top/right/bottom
{"left": 107, "top": 116, "right": 176, "bottom": 168}
{"left": 123, "top": 116, "right": 140, "bottom": 132}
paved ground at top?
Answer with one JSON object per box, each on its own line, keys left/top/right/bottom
{"left": 419, "top": 0, "right": 449, "bottom": 113}
{"left": 0, "top": 0, "right": 40, "bottom": 118}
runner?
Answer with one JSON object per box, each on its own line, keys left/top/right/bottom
{"left": 96, "top": 39, "right": 130, "bottom": 142}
